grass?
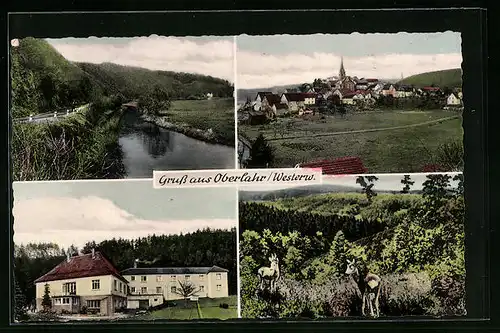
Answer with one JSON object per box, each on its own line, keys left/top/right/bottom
{"left": 143, "top": 296, "right": 238, "bottom": 321}
{"left": 11, "top": 102, "right": 126, "bottom": 181}
{"left": 238, "top": 109, "right": 463, "bottom": 173}
{"left": 397, "top": 68, "right": 462, "bottom": 88}
{"left": 158, "top": 98, "right": 235, "bottom": 146}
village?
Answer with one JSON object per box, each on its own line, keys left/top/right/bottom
{"left": 237, "top": 57, "right": 464, "bottom": 174}
{"left": 239, "top": 57, "right": 463, "bottom": 125}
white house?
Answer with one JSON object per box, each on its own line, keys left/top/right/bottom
{"left": 254, "top": 92, "right": 273, "bottom": 111}
{"left": 34, "top": 250, "right": 129, "bottom": 316}
{"left": 122, "top": 266, "right": 230, "bottom": 309}
{"left": 206, "top": 93, "right": 213, "bottom": 100}
{"left": 447, "top": 93, "right": 462, "bottom": 106}
{"left": 281, "top": 93, "right": 306, "bottom": 112}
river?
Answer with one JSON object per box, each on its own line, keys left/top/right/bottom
{"left": 118, "top": 110, "right": 235, "bottom": 178}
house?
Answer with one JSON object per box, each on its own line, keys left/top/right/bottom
{"left": 355, "top": 79, "right": 369, "bottom": 90}
{"left": 446, "top": 93, "right": 462, "bottom": 106}
{"left": 280, "top": 93, "right": 306, "bottom": 111}
{"left": 254, "top": 92, "right": 274, "bottom": 111}
{"left": 295, "top": 156, "right": 367, "bottom": 175}
{"left": 34, "top": 250, "right": 128, "bottom": 316}
{"left": 246, "top": 110, "right": 269, "bottom": 125}
{"left": 381, "top": 84, "right": 396, "bottom": 97}
{"left": 341, "top": 92, "right": 356, "bottom": 105}
{"left": 262, "top": 94, "right": 282, "bottom": 110}
{"left": 273, "top": 103, "right": 289, "bottom": 117}
{"left": 122, "top": 266, "right": 229, "bottom": 309}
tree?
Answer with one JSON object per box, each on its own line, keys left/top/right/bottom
{"left": 14, "top": 273, "right": 28, "bottom": 321}
{"left": 356, "top": 175, "right": 379, "bottom": 202}
{"left": 245, "top": 134, "right": 275, "bottom": 168}
{"left": 400, "top": 175, "right": 415, "bottom": 194}
{"left": 41, "top": 283, "right": 52, "bottom": 312}
{"left": 139, "top": 85, "right": 171, "bottom": 116}
{"left": 174, "top": 280, "right": 201, "bottom": 307}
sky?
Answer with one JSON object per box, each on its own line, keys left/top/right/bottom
{"left": 46, "top": 35, "right": 235, "bottom": 83}
{"left": 13, "top": 180, "right": 237, "bottom": 249}
{"left": 239, "top": 172, "right": 462, "bottom": 192}
{"left": 236, "top": 32, "right": 462, "bottom": 89}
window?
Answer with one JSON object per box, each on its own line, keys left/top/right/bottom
{"left": 141, "top": 287, "right": 147, "bottom": 294}
{"left": 216, "top": 273, "right": 222, "bottom": 280}
{"left": 131, "top": 276, "right": 136, "bottom": 281}
{"left": 114, "top": 280, "right": 118, "bottom": 291}
{"left": 185, "top": 275, "right": 190, "bottom": 281}
{"left": 156, "top": 276, "right": 162, "bottom": 282}
{"left": 62, "top": 282, "right": 76, "bottom": 295}
{"left": 200, "top": 286, "right": 205, "bottom": 292}
{"left": 156, "top": 287, "right": 162, "bottom": 294}
{"left": 171, "top": 275, "right": 176, "bottom": 281}
{"left": 92, "top": 280, "right": 100, "bottom": 290}
{"left": 54, "top": 298, "right": 61, "bottom": 305}
{"left": 170, "top": 286, "right": 176, "bottom": 293}
{"left": 63, "top": 297, "right": 70, "bottom": 304}
{"left": 141, "top": 276, "right": 147, "bottom": 282}
{"left": 72, "top": 298, "right": 78, "bottom": 305}
{"left": 154, "top": 298, "right": 158, "bottom": 302}
{"left": 216, "top": 284, "right": 221, "bottom": 291}
{"left": 131, "top": 287, "right": 136, "bottom": 293}
{"left": 119, "top": 282, "right": 123, "bottom": 293}
{"left": 87, "top": 300, "right": 101, "bottom": 309}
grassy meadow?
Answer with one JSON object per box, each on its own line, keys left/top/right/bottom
{"left": 239, "top": 173, "right": 465, "bottom": 319}
{"left": 156, "top": 98, "right": 235, "bottom": 146}
{"left": 239, "top": 109, "right": 463, "bottom": 172}
{"left": 141, "top": 296, "right": 238, "bottom": 320}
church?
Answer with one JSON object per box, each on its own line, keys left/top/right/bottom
{"left": 335, "top": 56, "right": 357, "bottom": 91}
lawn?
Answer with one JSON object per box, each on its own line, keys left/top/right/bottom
{"left": 142, "top": 296, "right": 238, "bottom": 321}
{"left": 159, "top": 98, "right": 235, "bottom": 146}
{"left": 238, "top": 109, "right": 463, "bottom": 173}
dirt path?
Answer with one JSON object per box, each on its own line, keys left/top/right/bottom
{"left": 266, "top": 115, "right": 460, "bottom": 142}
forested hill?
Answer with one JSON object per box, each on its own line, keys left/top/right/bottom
{"left": 10, "top": 37, "right": 233, "bottom": 118}
{"left": 397, "top": 68, "right": 462, "bottom": 88}
{"left": 77, "top": 62, "right": 233, "bottom": 100}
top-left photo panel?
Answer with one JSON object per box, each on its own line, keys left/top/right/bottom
{"left": 9, "top": 35, "right": 236, "bottom": 181}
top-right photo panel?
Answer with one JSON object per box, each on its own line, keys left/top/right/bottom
{"left": 236, "top": 32, "right": 463, "bottom": 174}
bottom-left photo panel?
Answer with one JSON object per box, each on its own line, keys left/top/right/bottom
{"left": 12, "top": 179, "right": 239, "bottom": 323}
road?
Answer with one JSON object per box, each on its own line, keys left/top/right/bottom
{"left": 13, "top": 104, "right": 91, "bottom": 124}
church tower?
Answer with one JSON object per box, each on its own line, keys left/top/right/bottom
{"left": 339, "top": 56, "right": 346, "bottom": 80}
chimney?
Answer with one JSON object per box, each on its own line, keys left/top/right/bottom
{"left": 66, "top": 251, "right": 71, "bottom": 262}
{"left": 92, "top": 248, "right": 95, "bottom": 259}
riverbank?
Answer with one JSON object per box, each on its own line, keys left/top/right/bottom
{"left": 140, "top": 114, "right": 234, "bottom": 147}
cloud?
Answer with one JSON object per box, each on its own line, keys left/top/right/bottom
{"left": 236, "top": 51, "right": 462, "bottom": 89}
{"left": 13, "top": 196, "right": 236, "bottom": 249}
{"left": 47, "top": 36, "right": 235, "bottom": 82}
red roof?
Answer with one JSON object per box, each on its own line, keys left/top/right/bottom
{"left": 34, "top": 251, "right": 127, "bottom": 284}
{"left": 282, "top": 92, "right": 317, "bottom": 102}
{"left": 298, "top": 156, "right": 367, "bottom": 175}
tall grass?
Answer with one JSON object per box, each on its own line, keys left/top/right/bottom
{"left": 11, "top": 99, "right": 126, "bottom": 181}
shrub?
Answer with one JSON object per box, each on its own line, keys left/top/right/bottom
{"left": 219, "top": 303, "right": 229, "bottom": 309}
{"left": 80, "top": 305, "right": 88, "bottom": 314}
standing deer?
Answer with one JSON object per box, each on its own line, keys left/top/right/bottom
{"left": 258, "top": 254, "right": 280, "bottom": 292}
{"left": 345, "top": 259, "right": 381, "bottom": 318}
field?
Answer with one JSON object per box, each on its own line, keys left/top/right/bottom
{"left": 397, "top": 68, "right": 462, "bottom": 89}
{"left": 142, "top": 296, "right": 238, "bottom": 320}
{"left": 159, "top": 98, "right": 235, "bottom": 146}
{"left": 239, "top": 173, "right": 465, "bottom": 319}
{"left": 238, "top": 109, "right": 463, "bottom": 172}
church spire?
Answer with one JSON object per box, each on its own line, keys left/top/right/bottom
{"left": 339, "top": 56, "right": 346, "bottom": 80}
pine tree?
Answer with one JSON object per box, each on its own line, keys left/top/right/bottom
{"left": 14, "top": 273, "right": 28, "bottom": 321}
{"left": 41, "top": 283, "right": 52, "bottom": 312}
{"left": 329, "top": 230, "right": 348, "bottom": 274}
{"left": 246, "top": 134, "right": 275, "bottom": 168}
{"left": 400, "top": 175, "right": 415, "bottom": 194}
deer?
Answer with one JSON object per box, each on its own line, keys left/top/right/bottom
{"left": 345, "top": 258, "right": 381, "bottom": 318}
{"left": 257, "top": 254, "right": 280, "bottom": 292}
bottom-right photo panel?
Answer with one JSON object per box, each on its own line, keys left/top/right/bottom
{"left": 238, "top": 172, "right": 465, "bottom": 319}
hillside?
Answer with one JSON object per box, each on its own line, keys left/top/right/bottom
{"left": 77, "top": 62, "right": 234, "bottom": 100}
{"left": 237, "top": 84, "right": 301, "bottom": 102}
{"left": 397, "top": 68, "right": 462, "bottom": 88}
{"left": 10, "top": 37, "right": 101, "bottom": 118}
{"left": 10, "top": 38, "right": 233, "bottom": 118}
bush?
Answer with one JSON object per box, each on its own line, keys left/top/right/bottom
{"left": 219, "top": 303, "right": 229, "bottom": 309}
{"left": 60, "top": 309, "right": 71, "bottom": 315}
{"left": 80, "top": 305, "right": 88, "bottom": 314}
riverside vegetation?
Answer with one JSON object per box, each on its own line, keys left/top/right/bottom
{"left": 239, "top": 173, "right": 465, "bottom": 318}
{"left": 10, "top": 37, "right": 234, "bottom": 181}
